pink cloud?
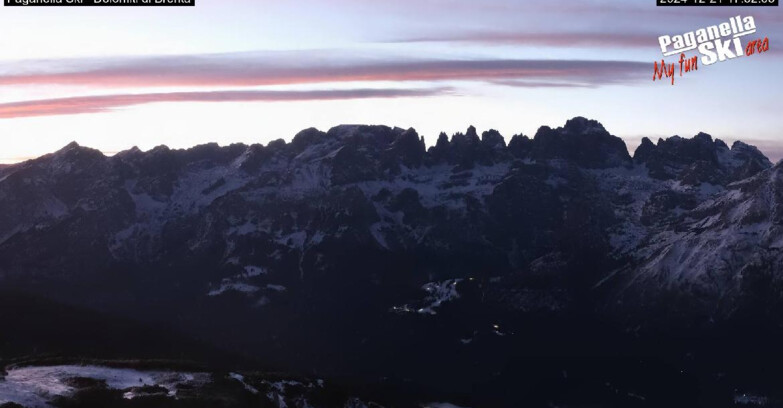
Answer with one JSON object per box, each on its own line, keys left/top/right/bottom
{"left": 0, "top": 88, "right": 452, "bottom": 119}
{"left": 0, "top": 55, "right": 649, "bottom": 88}
{"left": 392, "top": 32, "right": 654, "bottom": 48}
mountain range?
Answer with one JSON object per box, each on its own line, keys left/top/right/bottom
{"left": 2, "top": 117, "right": 782, "bottom": 407}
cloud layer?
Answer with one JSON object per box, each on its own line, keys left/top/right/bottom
{"left": 0, "top": 53, "right": 650, "bottom": 119}
{"left": 0, "top": 54, "right": 649, "bottom": 89}
{"left": 391, "top": 32, "right": 654, "bottom": 48}
{"left": 0, "top": 88, "right": 451, "bottom": 119}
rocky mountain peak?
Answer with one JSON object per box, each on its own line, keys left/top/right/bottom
{"left": 562, "top": 116, "right": 607, "bottom": 134}
{"left": 37, "top": 141, "right": 107, "bottom": 176}
{"left": 465, "top": 125, "right": 479, "bottom": 139}
{"left": 291, "top": 127, "right": 329, "bottom": 152}
{"left": 390, "top": 128, "right": 426, "bottom": 167}
{"left": 531, "top": 117, "right": 631, "bottom": 168}
{"left": 731, "top": 140, "right": 771, "bottom": 165}
{"left": 114, "top": 146, "right": 142, "bottom": 157}
{"left": 326, "top": 124, "right": 403, "bottom": 145}
{"left": 481, "top": 129, "right": 506, "bottom": 150}
{"left": 51, "top": 141, "right": 103, "bottom": 158}
{"left": 633, "top": 132, "right": 772, "bottom": 184}
{"left": 693, "top": 131, "right": 714, "bottom": 144}
{"left": 60, "top": 140, "right": 81, "bottom": 150}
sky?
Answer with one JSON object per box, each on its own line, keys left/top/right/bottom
{"left": 0, "top": 0, "right": 781, "bottom": 163}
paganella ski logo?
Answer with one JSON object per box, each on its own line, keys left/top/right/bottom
{"left": 654, "top": 15, "right": 769, "bottom": 85}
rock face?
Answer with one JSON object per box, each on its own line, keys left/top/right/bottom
{"left": 0, "top": 117, "right": 781, "bottom": 403}
{"left": 532, "top": 117, "right": 632, "bottom": 168}
{"left": 633, "top": 132, "right": 771, "bottom": 185}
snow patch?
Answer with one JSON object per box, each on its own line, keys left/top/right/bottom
{"left": 276, "top": 231, "right": 307, "bottom": 250}
{"left": 229, "top": 373, "right": 259, "bottom": 394}
{"left": 243, "top": 265, "right": 267, "bottom": 277}
{"left": 370, "top": 222, "right": 390, "bottom": 249}
{"left": 208, "top": 282, "right": 260, "bottom": 296}
{"left": 734, "top": 393, "right": 769, "bottom": 406}
{"left": 391, "top": 279, "right": 462, "bottom": 315}
{"left": 0, "top": 365, "right": 207, "bottom": 408}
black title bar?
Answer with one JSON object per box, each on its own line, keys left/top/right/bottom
{"left": 658, "top": 0, "right": 777, "bottom": 6}
{"left": 5, "top": 0, "right": 194, "bottom": 6}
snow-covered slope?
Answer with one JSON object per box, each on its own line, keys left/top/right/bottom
{"left": 0, "top": 365, "right": 388, "bottom": 408}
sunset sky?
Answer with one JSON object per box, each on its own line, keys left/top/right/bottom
{"left": 0, "top": 0, "right": 781, "bottom": 163}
